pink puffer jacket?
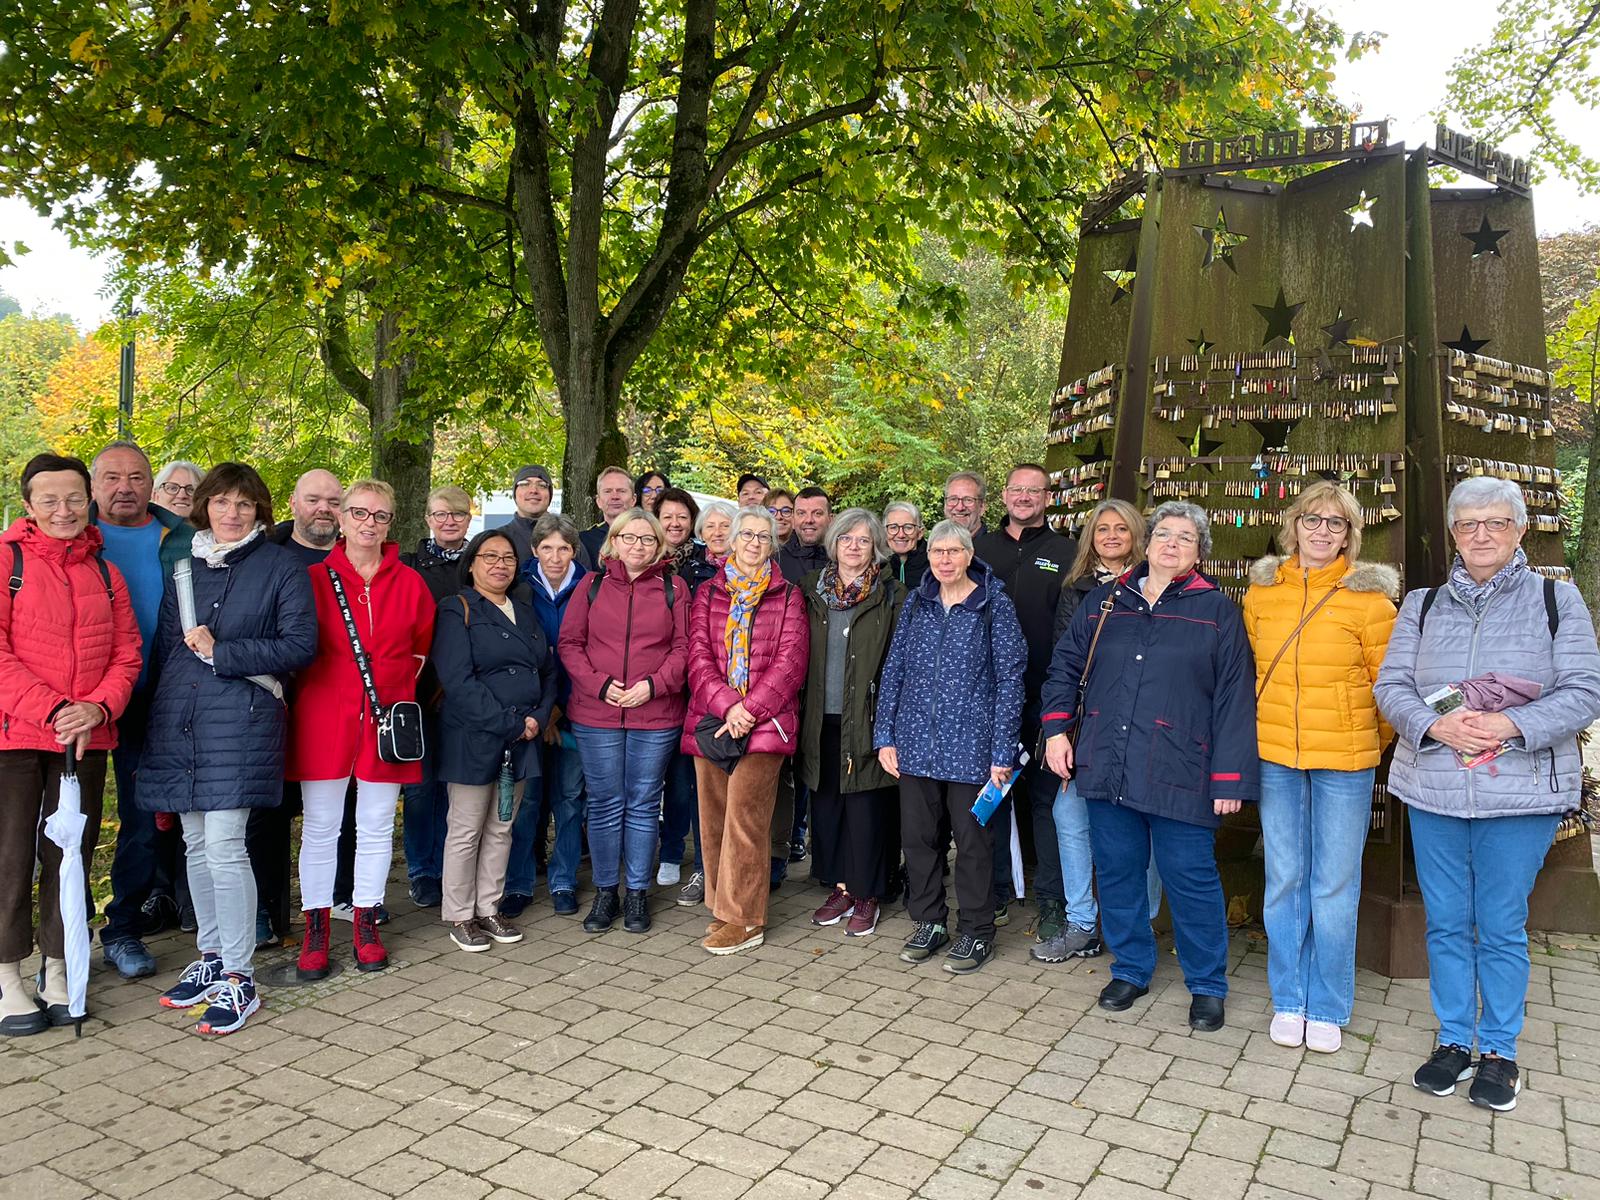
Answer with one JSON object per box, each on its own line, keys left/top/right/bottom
{"left": 682, "top": 562, "right": 810, "bottom": 758}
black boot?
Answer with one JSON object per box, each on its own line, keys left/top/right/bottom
{"left": 623, "top": 889, "right": 651, "bottom": 934}
{"left": 583, "top": 888, "right": 621, "bottom": 933}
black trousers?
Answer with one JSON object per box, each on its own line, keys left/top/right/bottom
{"left": 900, "top": 773, "right": 994, "bottom": 939}
{"left": 810, "top": 717, "right": 896, "bottom": 899}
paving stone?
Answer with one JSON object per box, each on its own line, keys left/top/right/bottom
{"left": 779, "top": 1129, "right": 876, "bottom": 1184}
{"left": 664, "top": 1164, "right": 751, "bottom": 1200}
{"left": 1014, "top": 1131, "right": 1110, "bottom": 1184}
{"left": 1417, "top": 1138, "right": 1532, "bottom": 1189}
{"left": 199, "top": 1144, "right": 313, "bottom": 1199}
{"left": 858, "top": 1144, "right": 941, "bottom": 1191}
{"left": 739, "top": 1168, "right": 833, "bottom": 1199}
{"left": 944, "top": 1137, "right": 1028, "bottom": 1182}
{"left": 681, "top": 1130, "right": 790, "bottom": 1179}
{"left": 1265, "top": 1127, "right": 1342, "bottom": 1169}
{"left": 918, "top": 1166, "right": 1001, "bottom": 1200}
{"left": 587, "top": 1149, "right": 694, "bottom": 1200}
{"left": 355, "top": 1151, "right": 447, "bottom": 1197}
{"left": 482, "top": 1150, "right": 598, "bottom": 1200}
{"left": 1253, "top": 1157, "right": 1372, "bottom": 1200}
{"left": 1337, "top": 1133, "right": 1418, "bottom": 1186}
{"left": 1166, "top": 1150, "right": 1253, "bottom": 1200}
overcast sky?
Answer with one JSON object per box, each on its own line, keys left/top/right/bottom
{"left": 2, "top": 0, "right": 1594, "bottom": 331}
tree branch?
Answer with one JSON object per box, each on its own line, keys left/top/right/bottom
{"left": 319, "top": 286, "right": 374, "bottom": 413}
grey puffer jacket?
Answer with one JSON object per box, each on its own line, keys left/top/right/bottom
{"left": 1374, "top": 568, "right": 1600, "bottom": 818}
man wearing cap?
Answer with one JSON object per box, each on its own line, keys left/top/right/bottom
{"left": 737, "top": 473, "right": 770, "bottom": 510}
{"left": 504, "top": 465, "right": 592, "bottom": 569}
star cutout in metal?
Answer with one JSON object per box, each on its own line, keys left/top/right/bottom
{"left": 1102, "top": 248, "right": 1138, "bottom": 304}
{"left": 1322, "top": 307, "right": 1359, "bottom": 347}
{"left": 1075, "top": 439, "right": 1113, "bottom": 470}
{"left": 1462, "top": 215, "right": 1509, "bottom": 258}
{"left": 1444, "top": 326, "right": 1491, "bottom": 355}
{"left": 1252, "top": 288, "right": 1305, "bottom": 347}
{"left": 1345, "top": 191, "right": 1377, "bottom": 230}
{"left": 1190, "top": 427, "right": 1228, "bottom": 461}
{"left": 1194, "top": 208, "right": 1249, "bottom": 272}
{"left": 1187, "top": 330, "right": 1215, "bottom": 357}
{"left": 1247, "top": 419, "right": 1294, "bottom": 453}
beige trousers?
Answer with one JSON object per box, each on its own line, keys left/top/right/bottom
{"left": 442, "top": 779, "right": 524, "bottom": 923}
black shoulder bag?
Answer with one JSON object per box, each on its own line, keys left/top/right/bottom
{"left": 326, "top": 567, "right": 425, "bottom": 763}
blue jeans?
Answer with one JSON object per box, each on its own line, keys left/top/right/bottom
{"left": 402, "top": 779, "right": 450, "bottom": 883}
{"left": 1410, "top": 806, "right": 1559, "bottom": 1060}
{"left": 103, "top": 740, "right": 158, "bottom": 946}
{"left": 1088, "top": 800, "right": 1229, "bottom": 997}
{"left": 661, "top": 750, "right": 702, "bottom": 867}
{"left": 572, "top": 724, "right": 677, "bottom": 891}
{"left": 506, "top": 734, "right": 585, "bottom": 896}
{"left": 1052, "top": 780, "right": 1098, "bottom": 930}
{"left": 1258, "top": 763, "right": 1373, "bottom": 1025}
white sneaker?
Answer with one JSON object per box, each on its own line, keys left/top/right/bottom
{"left": 1269, "top": 1013, "right": 1305, "bottom": 1047}
{"left": 329, "top": 903, "right": 355, "bottom": 923}
{"left": 656, "top": 862, "right": 681, "bottom": 886}
{"left": 1305, "top": 1021, "right": 1342, "bottom": 1053}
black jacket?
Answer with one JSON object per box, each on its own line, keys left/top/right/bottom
{"left": 139, "top": 537, "right": 318, "bottom": 812}
{"left": 779, "top": 534, "right": 829, "bottom": 587}
{"left": 674, "top": 543, "right": 720, "bottom": 594}
{"left": 1053, "top": 570, "right": 1112, "bottom": 645}
{"left": 973, "top": 520, "right": 1078, "bottom": 698}
{"left": 579, "top": 523, "right": 607, "bottom": 567}
{"left": 888, "top": 544, "right": 929, "bottom": 589}
{"left": 431, "top": 588, "right": 557, "bottom": 785}
{"left": 404, "top": 539, "right": 469, "bottom": 604}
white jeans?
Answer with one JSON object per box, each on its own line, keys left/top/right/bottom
{"left": 299, "top": 778, "right": 401, "bottom": 910}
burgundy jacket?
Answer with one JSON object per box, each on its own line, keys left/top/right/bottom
{"left": 558, "top": 557, "right": 689, "bottom": 731}
{"left": 682, "top": 562, "right": 810, "bottom": 758}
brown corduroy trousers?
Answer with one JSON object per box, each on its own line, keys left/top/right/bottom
{"left": 696, "top": 753, "right": 783, "bottom": 928}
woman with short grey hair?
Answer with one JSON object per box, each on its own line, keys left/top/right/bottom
{"left": 883, "top": 501, "right": 927, "bottom": 588}
{"left": 1147, "top": 500, "right": 1213, "bottom": 559}
{"left": 154, "top": 460, "right": 205, "bottom": 518}
{"left": 1377, "top": 476, "right": 1600, "bottom": 1111}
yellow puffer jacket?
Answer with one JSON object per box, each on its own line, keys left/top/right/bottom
{"left": 1242, "top": 554, "right": 1399, "bottom": 770}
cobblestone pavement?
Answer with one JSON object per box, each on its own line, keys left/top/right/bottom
{"left": 4, "top": 874, "right": 1599, "bottom": 1200}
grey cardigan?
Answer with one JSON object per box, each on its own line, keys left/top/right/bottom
{"left": 1374, "top": 569, "right": 1600, "bottom": 819}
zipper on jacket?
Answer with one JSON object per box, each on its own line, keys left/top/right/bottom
{"left": 620, "top": 577, "right": 635, "bottom": 729}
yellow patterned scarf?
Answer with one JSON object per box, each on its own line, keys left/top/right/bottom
{"left": 723, "top": 559, "right": 773, "bottom": 694}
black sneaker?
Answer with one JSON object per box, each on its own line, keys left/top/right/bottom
{"left": 178, "top": 900, "right": 197, "bottom": 934}
{"left": 900, "top": 922, "right": 949, "bottom": 963}
{"left": 409, "top": 877, "right": 443, "bottom": 908}
{"left": 943, "top": 935, "right": 995, "bottom": 974}
{"left": 583, "top": 888, "right": 621, "bottom": 933}
{"left": 140, "top": 893, "right": 179, "bottom": 936}
{"left": 788, "top": 838, "right": 808, "bottom": 864}
{"left": 551, "top": 890, "right": 579, "bottom": 915}
{"left": 1413, "top": 1044, "right": 1475, "bottom": 1096}
{"left": 499, "top": 892, "right": 532, "bottom": 919}
{"left": 623, "top": 889, "right": 651, "bottom": 934}
{"left": 1469, "top": 1056, "right": 1521, "bottom": 1111}
{"left": 372, "top": 903, "right": 391, "bottom": 926}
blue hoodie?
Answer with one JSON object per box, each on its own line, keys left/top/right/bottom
{"left": 522, "top": 558, "right": 588, "bottom": 707}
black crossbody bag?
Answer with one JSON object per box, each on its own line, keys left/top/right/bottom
{"left": 326, "top": 567, "right": 425, "bottom": 763}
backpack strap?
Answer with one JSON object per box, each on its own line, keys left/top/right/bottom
{"left": 1545, "top": 575, "right": 1559, "bottom": 638}
{"left": 1417, "top": 586, "right": 1439, "bottom": 633}
{"left": 588, "top": 573, "right": 603, "bottom": 605}
{"left": 7, "top": 543, "right": 20, "bottom": 600}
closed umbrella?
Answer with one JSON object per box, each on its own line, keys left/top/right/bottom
{"left": 42, "top": 750, "right": 89, "bottom": 1035}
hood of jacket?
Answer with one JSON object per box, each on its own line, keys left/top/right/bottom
{"left": 0, "top": 517, "right": 106, "bottom": 563}
{"left": 1249, "top": 554, "right": 1399, "bottom": 598}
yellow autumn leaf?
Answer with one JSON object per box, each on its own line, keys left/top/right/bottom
{"left": 68, "top": 30, "right": 97, "bottom": 62}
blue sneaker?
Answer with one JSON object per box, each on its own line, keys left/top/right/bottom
{"left": 196, "top": 974, "right": 260, "bottom": 1036}
{"left": 158, "top": 956, "right": 225, "bottom": 1009}
{"left": 103, "top": 938, "right": 157, "bottom": 980}
{"left": 550, "top": 890, "right": 578, "bottom": 916}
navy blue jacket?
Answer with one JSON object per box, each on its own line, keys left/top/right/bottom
{"left": 139, "top": 537, "right": 318, "bottom": 812}
{"left": 675, "top": 543, "right": 720, "bottom": 594}
{"left": 872, "top": 562, "right": 1026, "bottom": 786}
{"left": 432, "top": 588, "right": 557, "bottom": 785}
{"left": 1041, "top": 564, "right": 1259, "bottom": 825}
{"left": 523, "top": 559, "right": 588, "bottom": 710}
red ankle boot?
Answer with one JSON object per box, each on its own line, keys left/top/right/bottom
{"left": 297, "top": 908, "right": 332, "bottom": 981}
{"left": 353, "top": 907, "right": 388, "bottom": 972}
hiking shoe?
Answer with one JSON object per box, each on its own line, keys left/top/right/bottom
{"left": 551, "top": 890, "right": 579, "bottom": 915}
{"left": 656, "top": 862, "right": 681, "bottom": 886}
{"left": 994, "top": 904, "right": 1010, "bottom": 928}
{"left": 812, "top": 890, "right": 855, "bottom": 927}
{"left": 584, "top": 888, "right": 621, "bottom": 933}
{"left": 677, "top": 872, "right": 705, "bottom": 907}
{"left": 703, "top": 924, "right": 764, "bottom": 955}
{"left": 140, "top": 893, "right": 179, "bottom": 936}
{"left": 1031, "top": 923, "right": 1102, "bottom": 964}
{"left": 297, "top": 908, "right": 332, "bottom": 981}
{"left": 353, "top": 906, "right": 388, "bottom": 972}
{"left": 900, "top": 922, "right": 949, "bottom": 963}
{"left": 478, "top": 914, "right": 523, "bottom": 944}
{"left": 1469, "top": 1056, "right": 1520, "bottom": 1111}
{"left": 944, "top": 935, "right": 996, "bottom": 974}
{"left": 623, "top": 889, "right": 651, "bottom": 934}
{"left": 1033, "top": 896, "right": 1066, "bottom": 943}
{"left": 845, "top": 898, "right": 880, "bottom": 937}
{"left": 196, "top": 973, "right": 260, "bottom": 1036}
{"left": 409, "top": 877, "right": 443, "bottom": 908}
{"left": 1413, "top": 1044, "right": 1475, "bottom": 1096}
{"left": 102, "top": 938, "right": 157, "bottom": 980}
{"left": 498, "top": 892, "right": 531, "bottom": 918}
{"left": 158, "top": 956, "right": 225, "bottom": 1009}
{"left": 449, "top": 921, "right": 491, "bottom": 953}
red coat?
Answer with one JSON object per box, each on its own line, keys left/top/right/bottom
{"left": 286, "top": 541, "right": 435, "bottom": 784}
{"left": 558, "top": 558, "right": 688, "bottom": 731}
{"left": 682, "top": 563, "right": 810, "bottom": 758}
{"left": 0, "top": 520, "right": 142, "bottom": 753}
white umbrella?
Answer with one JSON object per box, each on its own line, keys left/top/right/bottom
{"left": 42, "top": 751, "right": 89, "bottom": 1035}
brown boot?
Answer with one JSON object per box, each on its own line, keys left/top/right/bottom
{"left": 703, "top": 924, "right": 764, "bottom": 956}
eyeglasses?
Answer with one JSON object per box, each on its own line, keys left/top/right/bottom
{"left": 345, "top": 506, "right": 394, "bottom": 526}
{"left": 209, "top": 498, "right": 257, "bottom": 514}
{"left": 1151, "top": 529, "right": 1198, "bottom": 546}
{"left": 1298, "top": 513, "right": 1350, "bottom": 534}
{"left": 943, "top": 495, "right": 979, "bottom": 508}
{"left": 736, "top": 530, "right": 773, "bottom": 545}
{"left": 31, "top": 494, "right": 89, "bottom": 512}
{"left": 158, "top": 482, "right": 196, "bottom": 497}
{"left": 766, "top": 505, "right": 794, "bottom": 517}
{"left": 475, "top": 552, "right": 518, "bottom": 566}
{"left": 885, "top": 523, "right": 921, "bottom": 536}
{"left": 837, "top": 535, "right": 873, "bottom": 549}
{"left": 1004, "top": 485, "right": 1048, "bottom": 499}
{"left": 428, "top": 510, "right": 469, "bottom": 522}
{"left": 1452, "top": 517, "right": 1517, "bottom": 535}
{"left": 928, "top": 546, "right": 968, "bottom": 559}
{"left": 613, "top": 532, "right": 659, "bottom": 547}
{"left": 640, "top": 485, "right": 664, "bottom": 498}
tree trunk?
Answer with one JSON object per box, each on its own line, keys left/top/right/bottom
{"left": 369, "top": 309, "right": 432, "bottom": 548}
{"left": 1577, "top": 414, "right": 1600, "bottom": 611}
{"left": 557, "top": 361, "right": 627, "bottom": 529}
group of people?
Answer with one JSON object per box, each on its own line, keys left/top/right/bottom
{"left": 0, "top": 445, "right": 1593, "bottom": 1115}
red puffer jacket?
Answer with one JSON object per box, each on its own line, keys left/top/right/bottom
{"left": 682, "top": 563, "right": 810, "bottom": 758}
{"left": 559, "top": 557, "right": 689, "bottom": 731}
{"left": 0, "top": 520, "right": 142, "bottom": 752}
{"left": 286, "top": 541, "right": 436, "bottom": 784}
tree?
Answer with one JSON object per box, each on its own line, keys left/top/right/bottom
{"left": 1560, "top": 279, "right": 1600, "bottom": 603}
{"left": 0, "top": 289, "right": 20, "bottom": 320}
{"left": 1, "top": 1, "right": 1351, "bottom": 524}
{"left": 0, "top": 311, "right": 81, "bottom": 510}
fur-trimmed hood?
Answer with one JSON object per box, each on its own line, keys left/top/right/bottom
{"left": 1248, "top": 554, "right": 1399, "bottom": 599}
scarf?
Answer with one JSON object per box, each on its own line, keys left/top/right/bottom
{"left": 722, "top": 558, "right": 772, "bottom": 694}
{"left": 191, "top": 524, "right": 265, "bottom": 569}
{"left": 425, "top": 538, "right": 467, "bottom": 563}
{"left": 1450, "top": 546, "right": 1528, "bottom": 615}
{"left": 666, "top": 538, "right": 698, "bottom": 573}
{"left": 817, "top": 563, "right": 879, "bottom": 611}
